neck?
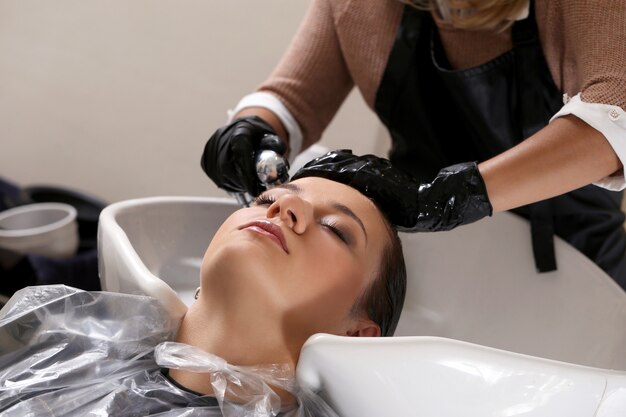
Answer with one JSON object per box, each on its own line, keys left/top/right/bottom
{"left": 168, "top": 293, "right": 302, "bottom": 402}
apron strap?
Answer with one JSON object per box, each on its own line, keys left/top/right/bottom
{"left": 530, "top": 200, "right": 557, "bottom": 272}
{"left": 375, "top": 7, "right": 423, "bottom": 127}
{"left": 511, "top": 0, "right": 538, "bottom": 47}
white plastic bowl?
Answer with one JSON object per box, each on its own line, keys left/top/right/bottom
{"left": 0, "top": 203, "right": 79, "bottom": 258}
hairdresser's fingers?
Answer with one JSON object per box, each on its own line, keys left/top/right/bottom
{"left": 201, "top": 116, "right": 287, "bottom": 195}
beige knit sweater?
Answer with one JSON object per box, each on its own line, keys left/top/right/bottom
{"left": 257, "top": 0, "right": 626, "bottom": 149}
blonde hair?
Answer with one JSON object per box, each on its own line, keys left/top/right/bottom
{"left": 401, "top": 0, "right": 529, "bottom": 31}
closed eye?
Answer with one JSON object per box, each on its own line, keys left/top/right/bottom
{"left": 253, "top": 194, "right": 277, "bottom": 206}
{"left": 321, "top": 219, "right": 351, "bottom": 245}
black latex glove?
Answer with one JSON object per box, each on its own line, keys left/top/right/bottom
{"left": 201, "top": 116, "right": 288, "bottom": 196}
{"left": 291, "top": 150, "right": 493, "bottom": 232}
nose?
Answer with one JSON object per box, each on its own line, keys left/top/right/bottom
{"left": 266, "top": 194, "right": 312, "bottom": 234}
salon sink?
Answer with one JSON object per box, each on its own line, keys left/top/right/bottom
{"left": 98, "top": 196, "right": 234, "bottom": 319}
{"left": 98, "top": 195, "right": 626, "bottom": 417}
{"left": 98, "top": 196, "right": 626, "bottom": 370}
{"left": 394, "top": 212, "right": 626, "bottom": 370}
{"left": 297, "top": 334, "right": 626, "bottom": 417}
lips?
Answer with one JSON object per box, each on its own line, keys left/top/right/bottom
{"left": 239, "top": 220, "right": 289, "bottom": 254}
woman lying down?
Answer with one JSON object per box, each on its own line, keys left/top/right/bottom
{"left": 0, "top": 151, "right": 408, "bottom": 416}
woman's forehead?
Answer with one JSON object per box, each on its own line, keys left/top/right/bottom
{"left": 289, "top": 177, "right": 370, "bottom": 205}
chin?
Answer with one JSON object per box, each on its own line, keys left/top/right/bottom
{"left": 201, "top": 240, "right": 284, "bottom": 293}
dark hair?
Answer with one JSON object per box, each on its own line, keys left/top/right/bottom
{"left": 352, "top": 214, "right": 406, "bottom": 337}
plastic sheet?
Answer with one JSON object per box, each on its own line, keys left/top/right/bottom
{"left": 0, "top": 286, "right": 338, "bottom": 416}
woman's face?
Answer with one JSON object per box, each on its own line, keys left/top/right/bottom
{"left": 200, "top": 177, "right": 389, "bottom": 337}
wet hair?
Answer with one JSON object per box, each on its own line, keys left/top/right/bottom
{"left": 352, "top": 212, "right": 406, "bottom": 337}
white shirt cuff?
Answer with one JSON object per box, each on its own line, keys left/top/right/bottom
{"left": 227, "top": 92, "right": 303, "bottom": 163}
{"left": 550, "top": 93, "right": 626, "bottom": 191}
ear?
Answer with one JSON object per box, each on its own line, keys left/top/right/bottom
{"left": 346, "top": 318, "right": 381, "bottom": 338}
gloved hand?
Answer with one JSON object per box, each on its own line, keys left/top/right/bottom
{"left": 201, "top": 116, "right": 289, "bottom": 196}
{"left": 409, "top": 161, "right": 493, "bottom": 231}
{"left": 291, "top": 150, "right": 492, "bottom": 232}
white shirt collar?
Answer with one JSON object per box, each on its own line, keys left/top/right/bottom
{"left": 509, "top": 0, "right": 530, "bottom": 21}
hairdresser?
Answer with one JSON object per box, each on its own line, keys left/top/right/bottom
{"left": 201, "top": 0, "right": 626, "bottom": 289}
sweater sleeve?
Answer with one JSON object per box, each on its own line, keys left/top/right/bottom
{"left": 547, "top": 0, "right": 626, "bottom": 190}
{"left": 562, "top": 0, "right": 626, "bottom": 110}
{"left": 256, "top": 0, "right": 355, "bottom": 150}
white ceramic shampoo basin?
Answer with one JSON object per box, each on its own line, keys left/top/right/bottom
{"left": 99, "top": 197, "right": 626, "bottom": 369}
{"left": 98, "top": 196, "right": 237, "bottom": 320}
{"left": 297, "top": 334, "right": 626, "bottom": 417}
{"left": 98, "top": 196, "right": 626, "bottom": 417}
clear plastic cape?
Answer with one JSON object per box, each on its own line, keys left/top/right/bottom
{"left": 0, "top": 285, "right": 338, "bottom": 417}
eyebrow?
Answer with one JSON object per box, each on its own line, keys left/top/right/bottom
{"left": 277, "top": 183, "right": 303, "bottom": 194}
{"left": 331, "top": 202, "right": 368, "bottom": 243}
{"left": 276, "top": 183, "right": 368, "bottom": 242}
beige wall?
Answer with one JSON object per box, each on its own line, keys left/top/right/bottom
{"left": 0, "top": 0, "right": 388, "bottom": 203}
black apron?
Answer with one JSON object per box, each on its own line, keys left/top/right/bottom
{"left": 374, "top": 3, "right": 626, "bottom": 289}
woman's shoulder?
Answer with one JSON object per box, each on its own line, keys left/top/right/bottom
{"left": 329, "top": 0, "right": 404, "bottom": 24}
{"left": 334, "top": 0, "right": 404, "bottom": 21}
{"left": 330, "top": 0, "right": 404, "bottom": 49}
{"left": 328, "top": 0, "right": 405, "bottom": 107}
